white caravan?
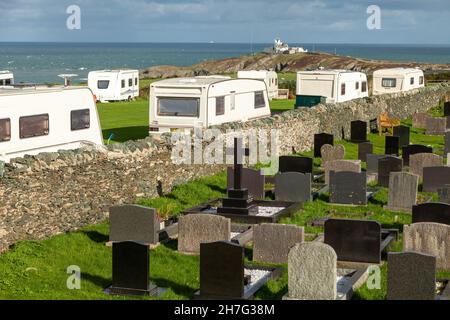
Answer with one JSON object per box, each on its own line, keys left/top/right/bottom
{"left": 149, "top": 76, "right": 271, "bottom": 134}
{"left": 296, "top": 70, "right": 368, "bottom": 107}
{"left": 88, "top": 69, "right": 139, "bottom": 102}
{"left": 372, "top": 68, "right": 425, "bottom": 96}
{"left": 0, "top": 71, "right": 14, "bottom": 87}
{"left": 237, "top": 70, "right": 278, "bottom": 100}
{"left": 0, "top": 87, "right": 103, "bottom": 163}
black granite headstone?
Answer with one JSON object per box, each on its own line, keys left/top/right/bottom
{"left": 324, "top": 219, "right": 381, "bottom": 264}
{"left": 350, "top": 120, "right": 368, "bottom": 143}
{"left": 314, "top": 133, "right": 334, "bottom": 158}
{"left": 402, "top": 144, "right": 433, "bottom": 166}
{"left": 227, "top": 167, "right": 265, "bottom": 200}
{"left": 423, "top": 166, "right": 450, "bottom": 192}
{"left": 109, "top": 241, "right": 151, "bottom": 295}
{"left": 200, "top": 241, "right": 244, "bottom": 299}
{"left": 444, "top": 102, "right": 450, "bottom": 117}
{"left": 279, "top": 156, "right": 313, "bottom": 175}
{"left": 385, "top": 136, "right": 400, "bottom": 156}
{"left": 366, "top": 154, "right": 388, "bottom": 174}
{"left": 412, "top": 202, "right": 450, "bottom": 226}
{"left": 329, "top": 171, "right": 367, "bottom": 205}
{"left": 393, "top": 125, "right": 410, "bottom": 148}
{"left": 358, "top": 142, "right": 373, "bottom": 162}
{"left": 378, "top": 156, "right": 403, "bottom": 188}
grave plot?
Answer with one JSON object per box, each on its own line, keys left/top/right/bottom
{"left": 314, "top": 133, "right": 334, "bottom": 158}
{"left": 324, "top": 160, "right": 361, "bottom": 186}
{"left": 329, "top": 171, "right": 378, "bottom": 206}
{"left": 383, "top": 172, "right": 419, "bottom": 213}
{"left": 105, "top": 241, "right": 166, "bottom": 297}
{"left": 412, "top": 202, "right": 450, "bottom": 225}
{"left": 388, "top": 252, "right": 450, "bottom": 300}
{"left": 194, "top": 241, "right": 282, "bottom": 300}
{"left": 423, "top": 166, "right": 450, "bottom": 192}
{"left": 324, "top": 219, "right": 398, "bottom": 266}
{"left": 283, "top": 242, "right": 368, "bottom": 300}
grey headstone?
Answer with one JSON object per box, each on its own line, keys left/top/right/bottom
{"left": 324, "top": 160, "right": 361, "bottom": 185}
{"left": 393, "top": 125, "right": 410, "bottom": 148}
{"left": 423, "top": 166, "right": 450, "bottom": 192}
{"left": 438, "top": 184, "right": 450, "bottom": 204}
{"left": 321, "top": 144, "right": 345, "bottom": 166}
{"left": 275, "top": 172, "right": 312, "bottom": 202}
{"left": 385, "top": 172, "right": 419, "bottom": 212}
{"left": 412, "top": 113, "right": 430, "bottom": 128}
{"left": 366, "top": 154, "right": 388, "bottom": 174}
{"left": 445, "top": 132, "right": 450, "bottom": 155}
{"left": 253, "top": 224, "right": 304, "bottom": 264}
{"left": 402, "top": 144, "right": 433, "bottom": 166}
{"left": 426, "top": 117, "right": 446, "bottom": 135}
{"left": 409, "top": 153, "right": 442, "bottom": 179}
{"left": 404, "top": 222, "right": 450, "bottom": 270}
{"left": 0, "top": 160, "right": 4, "bottom": 177}
{"left": 178, "top": 214, "right": 231, "bottom": 254}
{"left": 387, "top": 252, "right": 436, "bottom": 300}
{"left": 109, "top": 205, "right": 159, "bottom": 245}
{"left": 227, "top": 167, "right": 265, "bottom": 199}
{"left": 378, "top": 156, "right": 403, "bottom": 188}
{"left": 358, "top": 142, "right": 373, "bottom": 162}
{"left": 287, "top": 242, "right": 337, "bottom": 300}
{"left": 329, "top": 171, "right": 367, "bottom": 205}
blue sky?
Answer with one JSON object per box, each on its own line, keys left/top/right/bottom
{"left": 0, "top": 0, "right": 449, "bottom": 43}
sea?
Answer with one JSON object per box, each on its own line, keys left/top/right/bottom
{"left": 1, "top": 42, "right": 450, "bottom": 84}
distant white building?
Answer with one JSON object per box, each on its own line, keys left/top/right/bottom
{"left": 237, "top": 70, "right": 278, "bottom": 100}
{"left": 0, "top": 71, "right": 14, "bottom": 87}
{"left": 373, "top": 68, "right": 425, "bottom": 96}
{"left": 88, "top": 69, "right": 139, "bottom": 102}
{"left": 296, "top": 70, "right": 369, "bottom": 107}
{"left": 149, "top": 76, "right": 271, "bottom": 134}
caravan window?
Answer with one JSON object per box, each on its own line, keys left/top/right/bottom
{"left": 158, "top": 97, "right": 200, "bottom": 117}
{"left": 410, "top": 77, "right": 415, "bottom": 85}
{"left": 382, "top": 78, "right": 397, "bottom": 88}
{"left": 20, "top": 114, "right": 49, "bottom": 139}
{"left": 362, "top": 81, "right": 367, "bottom": 92}
{"left": 97, "top": 80, "right": 110, "bottom": 89}
{"left": 355, "top": 82, "right": 359, "bottom": 90}
{"left": 419, "top": 76, "right": 424, "bottom": 85}
{"left": 216, "top": 96, "right": 225, "bottom": 116}
{"left": 0, "top": 118, "right": 11, "bottom": 142}
{"left": 341, "top": 84, "right": 346, "bottom": 96}
{"left": 121, "top": 80, "right": 125, "bottom": 88}
{"left": 71, "top": 109, "right": 90, "bottom": 131}
{"left": 135, "top": 78, "right": 138, "bottom": 86}
{"left": 129, "top": 79, "right": 133, "bottom": 87}
{"left": 254, "top": 91, "right": 265, "bottom": 109}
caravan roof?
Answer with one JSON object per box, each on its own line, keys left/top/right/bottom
{"left": 0, "top": 86, "right": 90, "bottom": 98}
{"left": 373, "top": 68, "right": 423, "bottom": 77}
{"left": 298, "top": 69, "right": 362, "bottom": 76}
{"left": 89, "top": 69, "right": 137, "bottom": 74}
{"left": 152, "top": 76, "right": 232, "bottom": 88}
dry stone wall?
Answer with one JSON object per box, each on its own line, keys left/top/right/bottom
{"left": 0, "top": 83, "right": 449, "bottom": 252}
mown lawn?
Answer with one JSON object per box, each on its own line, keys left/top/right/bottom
{"left": 1, "top": 104, "right": 449, "bottom": 300}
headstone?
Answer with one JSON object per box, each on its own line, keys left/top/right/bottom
{"left": 447, "top": 116, "right": 450, "bottom": 130}
{"left": 412, "top": 113, "right": 429, "bottom": 128}
{"left": 200, "top": 241, "right": 244, "bottom": 299}
{"left": 412, "top": 202, "right": 450, "bottom": 226}
{"left": 350, "top": 120, "right": 368, "bottom": 143}
{"left": 253, "top": 224, "right": 304, "bottom": 264}
{"left": 426, "top": 117, "right": 446, "bottom": 135}
{"left": 109, "top": 205, "right": 159, "bottom": 245}
{"left": 314, "top": 133, "right": 334, "bottom": 158}
{"left": 178, "top": 214, "right": 231, "bottom": 254}
{"left": 109, "top": 241, "right": 151, "bottom": 295}
{"left": 370, "top": 118, "right": 378, "bottom": 134}
{"left": 329, "top": 171, "right": 367, "bottom": 205}
{"left": 438, "top": 184, "right": 450, "bottom": 204}
{"left": 385, "top": 136, "right": 400, "bottom": 156}
{"left": 402, "top": 144, "right": 433, "bottom": 166}
{"left": 387, "top": 252, "right": 436, "bottom": 300}
{"left": 366, "top": 154, "right": 388, "bottom": 174}
{"left": 409, "top": 153, "right": 442, "bottom": 179}
{"left": 279, "top": 156, "right": 313, "bottom": 175}
{"left": 385, "top": 172, "right": 418, "bottom": 212}
{"left": 275, "top": 172, "right": 311, "bottom": 202}
{"left": 0, "top": 160, "right": 4, "bottom": 178}
{"left": 445, "top": 132, "right": 450, "bottom": 155}
{"left": 227, "top": 167, "right": 265, "bottom": 199}
{"left": 324, "top": 160, "right": 361, "bottom": 185}
{"left": 404, "top": 222, "right": 450, "bottom": 270}
{"left": 445, "top": 101, "right": 450, "bottom": 117}
{"left": 393, "top": 125, "right": 410, "bottom": 148}
{"left": 286, "top": 242, "right": 337, "bottom": 300}
{"left": 324, "top": 219, "right": 381, "bottom": 264}
{"left": 378, "top": 156, "right": 403, "bottom": 188}
{"left": 358, "top": 142, "right": 373, "bottom": 162}
{"left": 423, "top": 166, "right": 450, "bottom": 192}
{"left": 320, "top": 144, "right": 345, "bottom": 166}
